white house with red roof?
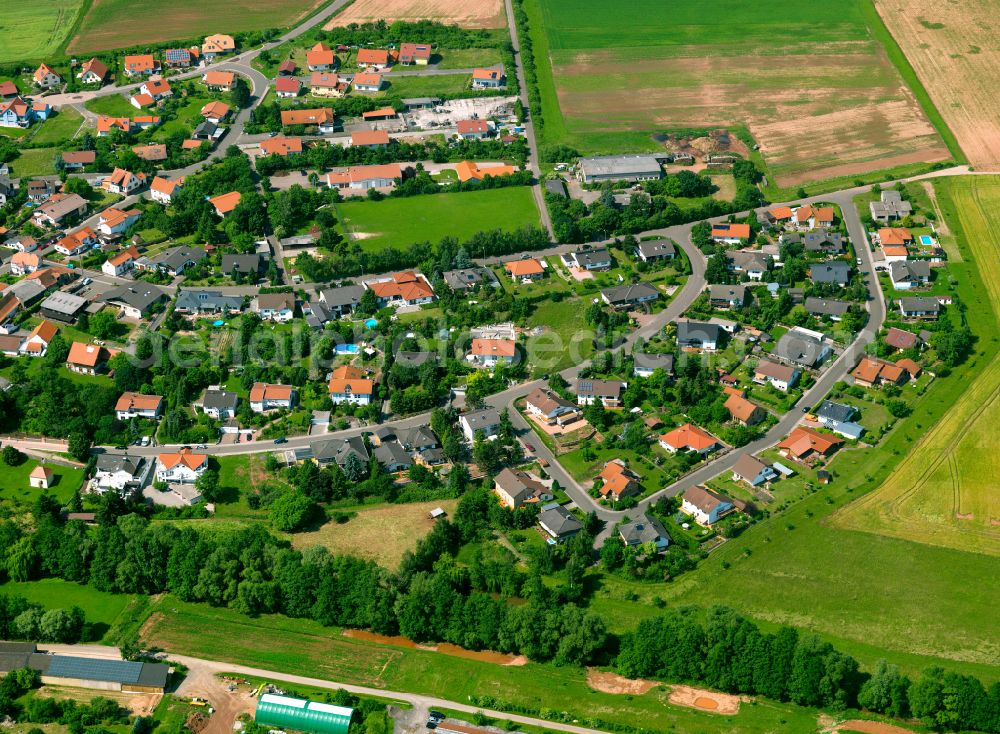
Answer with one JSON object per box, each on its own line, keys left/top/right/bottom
{"left": 156, "top": 448, "right": 208, "bottom": 483}
{"left": 33, "top": 64, "right": 61, "bottom": 89}
{"left": 362, "top": 271, "right": 435, "bottom": 307}
{"left": 150, "top": 176, "right": 182, "bottom": 205}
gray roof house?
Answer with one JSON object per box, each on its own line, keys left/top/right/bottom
{"left": 566, "top": 245, "right": 612, "bottom": 270}
{"left": 459, "top": 407, "right": 501, "bottom": 442}
{"left": 397, "top": 425, "right": 439, "bottom": 452}
{"left": 318, "top": 284, "right": 366, "bottom": 317}
{"left": 772, "top": 328, "right": 830, "bottom": 368}
{"left": 899, "top": 296, "right": 941, "bottom": 319}
{"left": 708, "top": 284, "right": 749, "bottom": 309}
{"left": 312, "top": 436, "right": 369, "bottom": 467}
{"left": 633, "top": 352, "right": 674, "bottom": 377}
{"left": 618, "top": 513, "right": 670, "bottom": 551}
{"left": 601, "top": 282, "right": 659, "bottom": 308}
{"left": 195, "top": 388, "right": 239, "bottom": 419}
{"left": 443, "top": 267, "right": 499, "bottom": 292}
{"left": 727, "top": 251, "right": 771, "bottom": 279}
{"left": 888, "top": 260, "right": 931, "bottom": 289}
{"left": 538, "top": 505, "right": 583, "bottom": 542}
{"left": 373, "top": 440, "right": 413, "bottom": 472}
{"left": 147, "top": 246, "right": 206, "bottom": 275}
{"left": 816, "top": 400, "right": 864, "bottom": 439}
{"left": 676, "top": 320, "right": 721, "bottom": 350}
{"left": 101, "top": 284, "right": 167, "bottom": 317}
{"left": 802, "top": 230, "right": 844, "bottom": 253}
{"left": 175, "top": 289, "right": 244, "bottom": 314}
{"left": 870, "top": 190, "right": 912, "bottom": 223}
{"left": 221, "top": 253, "right": 263, "bottom": 275}
{"left": 635, "top": 239, "right": 676, "bottom": 262}
{"left": 805, "top": 297, "right": 850, "bottom": 320}
{"left": 810, "top": 261, "right": 851, "bottom": 286}
{"left": 575, "top": 378, "right": 625, "bottom": 407}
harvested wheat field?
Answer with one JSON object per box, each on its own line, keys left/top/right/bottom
{"left": 292, "top": 499, "right": 458, "bottom": 570}
{"left": 326, "top": 0, "right": 505, "bottom": 29}
{"left": 586, "top": 669, "right": 658, "bottom": 695}
{"left": 874, "top": 0, "right": 1000, "bottom": 169}
{"left": 667, "top": 685, "right": 742, "bottom": 715}
{"left": 832, "top": 176, "right": 1000, "bottom": 556}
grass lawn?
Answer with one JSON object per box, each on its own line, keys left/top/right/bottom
{"left": 1, "top": 579, "right": 136, "bottom": 643}
{"left": 139, "top": 594, "right": 822, "bottom": 734}
{"left": 335, "top": 187, "right": 540, "bottom": 251}
{"left": 67, "top": 0, "right": 325, "bottom": 54}
{"left": 0, "top": 0, "right": 84, "bottom": 62}
{"left": 31, "top": 107, "right": 84, "bottom": 145}
{"left": 12, "top": 147, "right": 58, "bottom": 178}
{"left": 379, "top": 73, "right": 473, "bottom": 98}
{"left": 432, "top": 47, "right": 504, "bottom": 70}
{"left": 523, "top": 297, "right": 594, "bottom": 375}
{"left": 214, "top": 454, "right": 293, "bottom": 519}
{"left": 522, "top": 0, "right": 952, "bottom": 188}
{"left": 152, "top": 95, "right": 216, "bottom": 139}
{"left": 85, "top": 95, "right": 140, "bottom": 118}
{"left": 0, "top": 459, "right": 84, "bottom": 507}
{"left": 291, "top": 499, "right": 459, "bottom": 570}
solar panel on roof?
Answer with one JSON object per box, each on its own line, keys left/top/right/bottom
{"left": 45, "top": 655, "right": 143, "bottom": 684}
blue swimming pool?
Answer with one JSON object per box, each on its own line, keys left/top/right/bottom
{"left": 212, "top": 320, "right": 225, "bottom": 327}
{"left": 336, "top": 344, "right": 359, "bottom": 355}
{"left": 919, "top": 235, "right": 934, "bottom": 246}
{"left": 364, "top": 319, "right": 378, "bottom": 328}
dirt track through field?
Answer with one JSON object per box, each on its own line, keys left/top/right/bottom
{"left": 874, "top": 0, "right": 1000, "bottom": 169}
{"left": 585, "top": 670, "right": 658, "bottom": 694}
{"left": 325, "top": 0, "right": 505, "bottom": 29}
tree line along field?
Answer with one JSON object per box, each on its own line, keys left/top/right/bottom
{"left": 873, "top": 0, "right": 1000, "bottom": 169}
{"left": 65, "top": 0, "right": 325, "bottom": 54}
{"left": 334, "top": 187, "right": 541, "bottom": 252}
{"left": 832, "top": 175, "right": 1000, "bottom": 556}
{"left": 0, "top": 0, "right": 84, "bottom": 63}
{"left": 526, "top": 0, "right": 953, "bottom": 188}
{"left": 138, "top": 595, "right": 822, "bottom": 734}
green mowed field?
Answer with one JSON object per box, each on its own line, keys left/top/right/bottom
{"left": 31, "top": 108, "right": 84, "bottom": 145}
{"left": 11, "top": 147, "right": 58, "bottom": 178}
{"left": 523, "top": 297, "right": 594, "bottom": 375}
{"left": 85, "top": 95, "right": 139, "bottom": 118}
{"left": 833, "top": 175, "right": 1000, "bottom": 556}
{"left": 335, "top": 188, "right": 540, "bottom": 251}
{"left": 140, "top": 595, "right": 821, "bottom": 733}
{"left": 67, "top": 0, "right": 325, "bottom": 54}
{"left": 526, "top": 0, "right": 950, "bottom": 187}
{"left": 0, "top": 0, "right": 84, "bottom": 63}
{"left": 0, "top": 460, "right": 84, "bottom": 506}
